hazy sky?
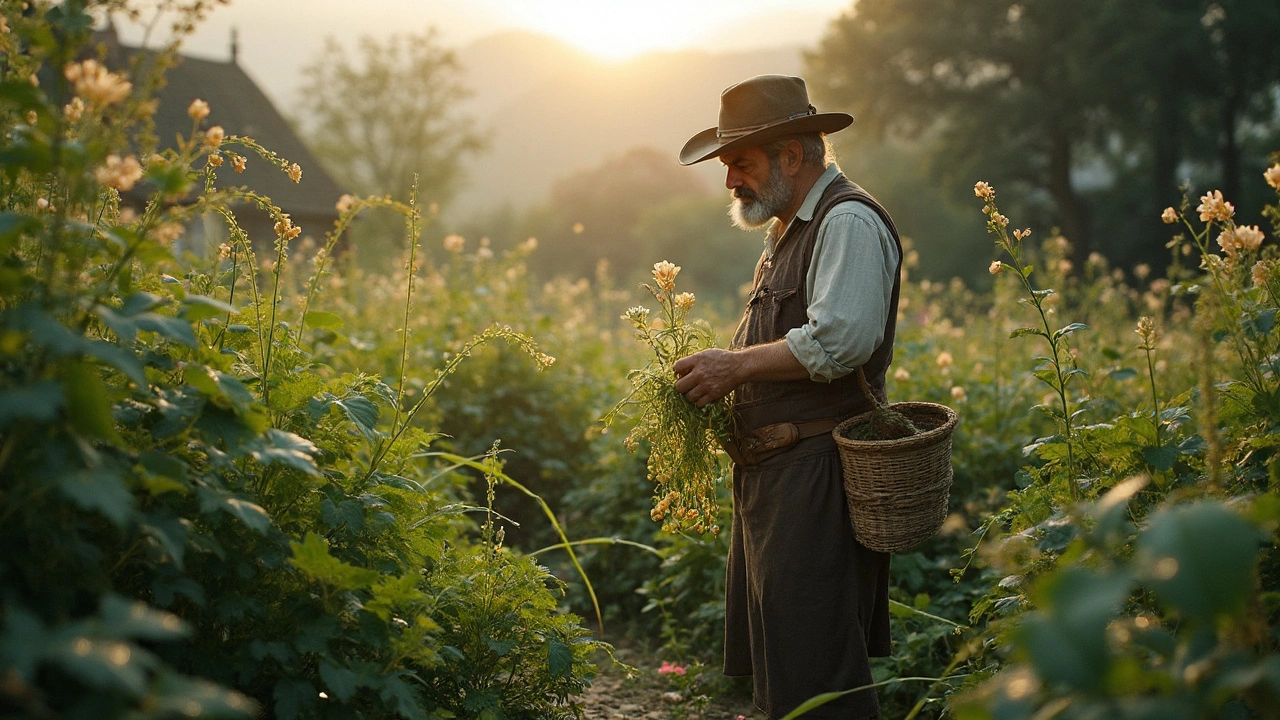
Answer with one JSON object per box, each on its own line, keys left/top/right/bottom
{"left": 116, "top": 0, "right": 852, "bottom": 105}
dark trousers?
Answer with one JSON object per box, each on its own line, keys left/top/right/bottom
{"left": 723, "top": 435, "right": 891, "bottom": 719}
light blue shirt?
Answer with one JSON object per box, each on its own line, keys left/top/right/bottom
{"left": 765, "top": 164, "right": 899, "bottom": 383}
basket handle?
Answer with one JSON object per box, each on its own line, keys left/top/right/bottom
{"left": 855, "top": 366, "right": 888, "bottom": 408}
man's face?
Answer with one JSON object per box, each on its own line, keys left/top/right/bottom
{"left": 721, "top": 146, "right": 793, "bottom": 231}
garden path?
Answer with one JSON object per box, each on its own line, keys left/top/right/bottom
{"left": 577, "top": 646, "right": 768, "bottom": 720}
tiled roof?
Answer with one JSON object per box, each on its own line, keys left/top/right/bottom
{"left": 103, "top": 31, "right": 345, "bottom": 220}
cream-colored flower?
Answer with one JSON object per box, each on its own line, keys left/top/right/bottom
{"left": 443, "top": 234, "right": 465, "bottom": 253}
{"left": 336, "top": 194, "right": 356, "bottom": 214}
{"left": 207, "top": 153, "right": 223, "bottom": 167}
{"left": 477, "top": 246, "right": 494, "bottom": 260}
{"left": 652, "top": 260, "right": 680, "bottom": 292}
{"left": 572, "top": 221, "right": 585, "bottom": 234}
{"left": 1057, "top": 259, "right": 1073, "bottom": 274}
{"left": 204, "top": 125, "right": 225, "bottom": 148}
{"left": 950, "top": 386, "right": 966, "bottom": 401}
{"left": 0, "top": 17, "right": 9, "bottom": 34}
{"left": 63, "top": 97, "right": 85, "bottom": 122}
{"left": 1253, "top": 260, "right": 1270, "bottom": 287}
{"left": 187, "top": 98, "right": 210, "bottom": 121}
{"left": 936, "top": 351, "right": 953, "bottom": 368}
{"left": 1217, "top": 225, "right": 1264, "bottom": 257}
{"left": 1196, "top": 190, "right": 1234, "bottom": 223}
{"left": 1014, "top": 228, "right": 1032, "bottom": 241}
{"left": 218, "top": 242, "right": 234, "bottom": 259}
{"left": 674, "top": 292, "right": 695, "bottom": 311}
{"left": 520, "top": 237, "right": 538, "bottom": 252}
{"left": 94, "top": 154, "right": 144, "bottom": 191}
{"left": 1135, "top": 316, "right": 1158, "bottom": 349}
{"left": 1161, "top": 207, "right": 1178, "bottom": 224}
{"left": 991, "top": 212, "right": 1009, "bottom": 228}
{"left": 231, "top": 154, "right": 245, "bottom": 173}
{"left": 1134, "top": 263, "right": 1150, "bottom": 280}
{"left": 974, "top": 181, "right": 995, "bottom": 201}
{"left": 25, "top": 110, "right": 36, "bottom": 125}
{"left": 152, "top": 222, "right": 183, "bottom": 246}
{"left": 274, "top": 215, "right": 301, "bottom": 241}
{"left": 1265, "top": 164, "right": 1280, "bottom": 191}
{"left": 64, "top": 59, "right": 132, "bottom": 106}
{"left": 622, "top": 306, "right": 650, "bottom": 326}
{"left": 893, "top": 367, "right": 911, "bottom": 381}
{"left": 286, "top": 162, "right": 302, "bottom": 183}
{"left": 35, "top": 197, "right": 48, "bottom": 211}
{"left": 988, "top": 260, "right": 1003, "bottom": 275}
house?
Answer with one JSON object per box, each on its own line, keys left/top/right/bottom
{"left": 97, "top": 25, "right": 345, "bottom": 255}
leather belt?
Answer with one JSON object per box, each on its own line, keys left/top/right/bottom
{"left": 720, "top": 417, "right": 839, "bottom": 467}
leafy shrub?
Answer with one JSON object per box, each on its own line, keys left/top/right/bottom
{"left": 0, "top": 3, "right": 601, "bottom": 717}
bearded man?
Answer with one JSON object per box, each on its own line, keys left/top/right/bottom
{"left": 672, "top": 74, "right": 901, "bottom": 719}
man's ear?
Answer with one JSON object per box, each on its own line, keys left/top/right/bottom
{"left": 782, "top": 139, "right": 805, "bottom": 177}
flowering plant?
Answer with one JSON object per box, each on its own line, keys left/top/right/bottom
{"left": 604, "top": 261, "right": 732, "bottom": 534}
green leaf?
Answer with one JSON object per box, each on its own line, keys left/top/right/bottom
{"left": 100, "top": 595, "right": 189, "bottom": 641}
{"left": 320, "top": 661, "right": 359, "bottom": 702}
{"left": 304, "top": 310, "right": 345, "bottom": 330}
{"left": 1135, "top": 501, "right": 1265, "bottom": 623}
{"left": 49, "top": 634, "right": 153, "bottom": 695}
{"left": 251, "top": 429, "right": 321, "bottom": 476}
{"left": 57, "top": 467, "right": 134, "bottom": 527}
{"left": 273, "top": 679, "right": 315, "bottom": 720}
{"left": 61, "top": 360, "right": 122, "bottom": 444}
{"left": 151, "top": 674, "right": 256, "bottom": 719}
{"left": 1109, "top": 368, "right": 1138, "bottom": 381}
{"left": 0, "top": 379, "right": 64, "bottom": 429}
{"left": 198, "top": 488, "right": 272, "bottom": 535}
{"left": 1018, "top": 568, "right": 1132, "bottom": 691}
{"left": 484, "top": 636, "right": 516, "bottom": 656}
{"left": 1009, "top": 327, "right": 1044, "bottom": 339}
{"left": 546, "top": 637, "right": 573, "bottom": 678}
{"left": 1052, "top": 322, "right": 1088, "bottom": 340}
{"left": 336, "top": 395, "right": 380, "bottom": 442}
{"left": 1142, "top": 444, "right": 1179, "bottom": 472}
{"left": 289, "top": 532, "right": 379, "bottom": 590}
{"left": 182, "top": 294, "right": 236, "bottom": 322}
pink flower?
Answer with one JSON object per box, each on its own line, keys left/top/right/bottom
{"left": 658, "top": 661, "right": 687, "bottom": 676}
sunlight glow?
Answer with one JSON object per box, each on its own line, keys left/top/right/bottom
{"left": 504, "top": 2, "right": 704, "bottom": 60}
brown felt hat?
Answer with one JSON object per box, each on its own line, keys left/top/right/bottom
{"left": 679, "top": 74, "right": 852, "bottom": 166}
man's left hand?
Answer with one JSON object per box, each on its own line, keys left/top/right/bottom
{"left": 673, "top": 349, "right": 742, "bottom": 408}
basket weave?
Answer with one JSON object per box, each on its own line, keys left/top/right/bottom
{"left": 833, "top": 402, "right": 958, "bottom": 553}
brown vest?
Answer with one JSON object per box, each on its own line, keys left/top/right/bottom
{"left": 729, "top": 173, "right": 903, "bottom": 432}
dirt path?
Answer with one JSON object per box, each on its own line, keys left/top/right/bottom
{"left": 578, "top": 646, "right": 769, "bottom": 720}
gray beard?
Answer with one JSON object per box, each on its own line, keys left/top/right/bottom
{"left": 728, "top": 162, "right": 792, "bottom": 231}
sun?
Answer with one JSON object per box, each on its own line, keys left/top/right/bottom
{"left": 501, "top": 2, "right": 703, "bottom": 61}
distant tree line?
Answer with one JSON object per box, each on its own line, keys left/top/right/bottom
{"left": 806, "top": 0, "right": 1280, "bottom": 271}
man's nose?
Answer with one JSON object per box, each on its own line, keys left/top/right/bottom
{"left": 725, "top": 167, "right": 742, "bottom": 190}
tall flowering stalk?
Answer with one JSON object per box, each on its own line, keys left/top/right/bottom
{"left": 1162, "top": 180, "right": 1277, "bottom": 400}
{"left": 604, "top": 261, "right": 732, "bottom": 535}
{"left": 978, "top": 182, "right": 1084, "bottom": 498}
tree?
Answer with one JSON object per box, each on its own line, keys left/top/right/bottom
{"left": 297, "top": 31, "right": 486, "bottom": 209}
{"left": 806, "top": 0, "right": 1280, "bottom": 269}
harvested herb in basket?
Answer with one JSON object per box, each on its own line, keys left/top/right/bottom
{"left": 839, "top": 367, "right": 922, "bottom": 441}
{"left": 603, "top": 261, "right": 732, "bottom": 535}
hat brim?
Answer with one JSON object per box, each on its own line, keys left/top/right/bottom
{"left": 679, "top": 112, "right": 853, "bottom": 166}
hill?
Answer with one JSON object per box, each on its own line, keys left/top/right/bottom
{"left": 451, "top": 32, "right": 804, "bottom": 216}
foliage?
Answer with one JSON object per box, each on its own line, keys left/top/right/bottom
{"left": 0, "top": 3, "right": 602, "bottom": 718}
{"left": 806, "top": 0, "right": 1280, "bottom": 269}
{"left": 605, "top": 262, "right": 731, "bottom": 536}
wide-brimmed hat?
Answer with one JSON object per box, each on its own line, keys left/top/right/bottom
{"left": 679, "top": 74, "right": 852, "bottom": 166}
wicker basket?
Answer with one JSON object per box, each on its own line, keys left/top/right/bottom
{"left": 833, "top": 402, "right": 958, "bottom": 553}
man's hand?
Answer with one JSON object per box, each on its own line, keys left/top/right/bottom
{"left": 673, "top": 349, "right": 742, "bottom": 408}
{"left": 674, "top": 341, "right": 812, "bottom": 407}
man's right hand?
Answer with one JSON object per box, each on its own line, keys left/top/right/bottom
{"left": 673, "top": 349, "right": 742, "bottom": 408}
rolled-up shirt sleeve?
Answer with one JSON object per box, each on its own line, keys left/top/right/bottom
{"left": 784, "top": 202, "right": 899, "bottom": 382}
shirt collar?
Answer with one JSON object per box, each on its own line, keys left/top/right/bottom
{"left": 767, "top": 163, "right": 842, "bottom": 244}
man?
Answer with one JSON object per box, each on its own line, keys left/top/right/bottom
{"left": 672, "top": 74, "right": 901, "bottom": 719}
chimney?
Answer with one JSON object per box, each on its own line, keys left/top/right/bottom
{"left": 230, "top": 27, "right": 239, "bottom": 64}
